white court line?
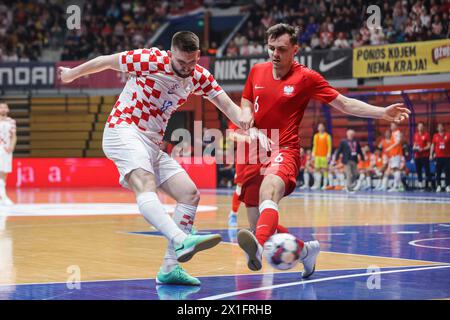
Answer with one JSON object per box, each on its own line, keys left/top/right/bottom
{"left": 409, "top": 237, "right": 450, "bottom": 250}
{"left": 0, "top": 264, "right": 443, "bottom": 288}
{"left": 199, "top": 265, "right": 450, "bottom": 300}
{"left": 0, "top": 203, "right": 218, "bottom": 217}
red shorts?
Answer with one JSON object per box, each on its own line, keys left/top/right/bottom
{"left": 239, "top": 148, "right": 300, "bottom": 207}
{"left": 234, "top": 163, "right": 245, "bottom": 185}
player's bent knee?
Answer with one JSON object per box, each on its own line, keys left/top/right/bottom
{"left": 127, "top": 169, "right": 157, "bottom": 194}
{"left": 183, "top": 188, "right": 200, "bottom": 206}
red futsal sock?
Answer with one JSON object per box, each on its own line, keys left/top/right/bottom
{"left": 276, "top": 224, "right": 289, "bottom": 234}
{"left": 255, "top": 200, "right": 279, "bottom": 246}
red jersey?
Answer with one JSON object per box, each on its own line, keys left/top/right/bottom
{"left": 432, "top": 132, "right": 450, "bottom": 158}
{"left": 413, "top": 131, "right": 430, "bottom": 158}
{"left": 242, "top": 61, "right": 339, "bottom": 149}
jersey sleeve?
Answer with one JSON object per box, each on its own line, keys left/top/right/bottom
{"left": 192, "top": 66, "right": 224, "bottom": 100}
{"left": 119, "top": 48, "right": 170, "bottom": 76}
{"left": 242, "top": 66, "right": 255, "bottom": 102}
{"left": 308, "top": 69, "right": 340, "bottom": 103}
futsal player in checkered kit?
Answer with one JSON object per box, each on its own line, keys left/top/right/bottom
{"left": 59, "top": 31, "right": 271, "bottom": 286}
{"left": 236, "top": 24, "right": 411, "bottom": 277}
{"left": 0, "top": 101, "right": 16, "bottom": 206}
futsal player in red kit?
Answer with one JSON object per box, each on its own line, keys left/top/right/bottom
{"left": 237, "top": 24, "right": 411, "bottom": 277}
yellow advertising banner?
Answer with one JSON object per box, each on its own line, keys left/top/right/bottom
{"left": 353, "top": 39, "right": 450, "bottom": 78}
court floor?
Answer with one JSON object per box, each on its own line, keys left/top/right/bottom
{"left": 0, "top": 188, "right": 449, "bottom": 300}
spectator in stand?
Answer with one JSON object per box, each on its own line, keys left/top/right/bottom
{"left": 319, "top": 22, "right": 334, "bottom": 48}
{"left": 431, "top": 14, "right": 444, "bottom": 38}
{"left": 239, "top": 37, "right": 250, "bottom": 56}
{"left": 248, "top": 41, "right": 264, "bottom": 55}
{"left": 352, "top": 34, "right": 365, "bottom": 48}
{"left": 359, "top": 22, "right": 371, "bottom": 45}
{"left": 226, "top": 40, "right": 239, "bottom": 57}
{"left": 234, "top": 32, "right": 246, "bottom": 47}
{"left": 261, "top": 12, "right": 274, "bottom": 29}
{"left": 310, "top": 33, "right": 321, "bottom": 49}
{"left": 370, "top": 28, "right": 386, "bottom": 45}
{"left": 207, "top": 41, "right": 218, "bottom": 56}
{"left": 333, "top": 32, "right": 350, "bottom": 49}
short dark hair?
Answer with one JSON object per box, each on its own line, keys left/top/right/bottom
{"left": 171, "top": 31, "right": 200, "bottom": 52}
{"left": 266, "top": 23, "right": 299, "bottom": 45}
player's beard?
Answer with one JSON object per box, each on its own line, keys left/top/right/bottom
{"left": 172, "top": 63, "right": 193, "bottom": 78}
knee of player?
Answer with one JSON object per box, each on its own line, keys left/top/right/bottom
{"left": 182, "top": 187, "right": 201, "bottom": 206}
{"left": 259, "top": 185, "right": 276, "bottom": 201}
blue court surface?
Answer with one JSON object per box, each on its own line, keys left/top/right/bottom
{"left": 1, "top": 221, "right": 449, "bottom": 300}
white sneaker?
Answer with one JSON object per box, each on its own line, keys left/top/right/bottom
{"left": 237, "top": 229, "right": 263, "bottom": 271}
{"left": 388, "top": 187, "right": 398, "bottom": 192}
{"left": 446, "top": 186, "right": 450, "bottom": 193}
{"left": 300, "top": 240, "right": 320, "bottom": 279}
{"left": 436, "top": 186, "right": 442, "bottom": 192}
{"left": 311, "top": 185, "right": 320, "bottom": 190}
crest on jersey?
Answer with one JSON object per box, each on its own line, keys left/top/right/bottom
{"left": 283, "top": 85, "right": 294, "bottom": 96}
{"left": 161, "top": 100, "right": 173, "bottom": 112}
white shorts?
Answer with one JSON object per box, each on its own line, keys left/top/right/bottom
{"left": 102, "top": 124, "right": 185, "bottom": 189}
{"left": 389, "top": 156, "right": 401, "bottom": 169}
{"left": 0, "top": 149, "right": 12, "bottom": 173}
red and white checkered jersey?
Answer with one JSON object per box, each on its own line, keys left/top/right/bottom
{"left": 0, "top": 117, "right": 16, "bottom": 148}
{"left": 107, "top": 47, "right": 224, "bottom": 144}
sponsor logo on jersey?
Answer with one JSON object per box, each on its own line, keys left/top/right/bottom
{"left": 254, "top": 85, "right": 265, "bottom": 90}
{"left": 283, "top": 85, "right": 294, "bottom": 96}
{"left": 161, "top": 100, "right": 173, "bottom": 112}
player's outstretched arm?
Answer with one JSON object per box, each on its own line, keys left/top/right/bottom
{"left": 58, "top": 53, "right": 121, "bottom": 83}
{"left": 329, "top": 94, "right": 411, "bottom": 123}
{"left": 209, "top": 93, "right": 272, "bottom": 151}
{"left": 209, "top": 92, "right": 252, "bottom": 130}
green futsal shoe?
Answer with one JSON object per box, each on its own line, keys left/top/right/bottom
{"left": 156, "top": 265, "right": 201, "bottom": 286}
{"left": 175, "top": 233, "right": 222, "bottom": 263}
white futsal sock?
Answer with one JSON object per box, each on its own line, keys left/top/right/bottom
{"left": 366, "top": 176, "right": 372, "bottom": 189}
{"left": 162, "top": 203, "right": 197, "bottom": 273}
{"left": 136, "top": 192, "right": 187, "bottom": 247}
{"left": 303, "top": 172, "right": 310, "bottom": 188}
{"left": 393, "top": 171, "right": 402, "bottom": 189}
{"left": 354, "top": 174, "right": 365, "bottom": 190}
{"left": 323, "top": 175, "right": 328, "bottom": 188}
{"left": 381, "top": 176, "right": 389, "bottom": 189}
{"left": 312, "top": 172, "right": 322, "bottom": 189}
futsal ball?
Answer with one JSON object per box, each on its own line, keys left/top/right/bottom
{"left": 263, "top": 233, "right": 302, "bottom": 270}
